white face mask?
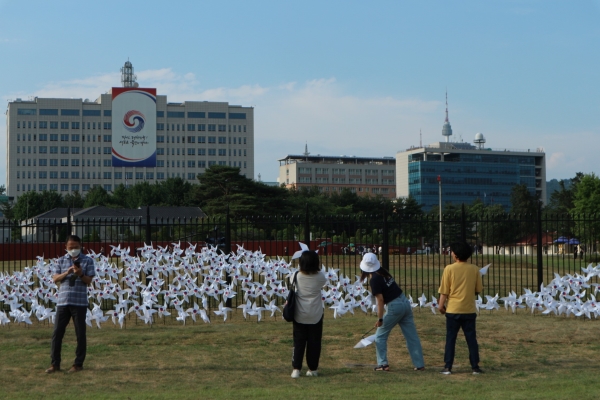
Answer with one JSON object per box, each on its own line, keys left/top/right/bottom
{"left": 67, "top": 248, "right": 81, "bottom": 258}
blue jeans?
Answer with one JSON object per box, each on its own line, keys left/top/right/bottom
{"left": 375, "top": 293, "right": 424, "bottom": 367}
{"left": 444, "top": 313, "right": 479, "bottom": 369}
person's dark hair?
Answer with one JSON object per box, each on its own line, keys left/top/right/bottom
{"left": 299, "top": 251, "right": 320, "bottom": 274}
{"left": 66, "top": 235, "right": 82, "bottom": 244}
{"left": 450, "top": 242, "right": 472, "bottom": 261}
{"left": 361, "top": 267, "right": 393, "bottom": 282}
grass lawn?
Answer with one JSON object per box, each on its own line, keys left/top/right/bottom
{"left": 1, "top": 309, "right": 599, "bottom": 399}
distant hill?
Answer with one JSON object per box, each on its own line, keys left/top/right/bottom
{"left": 546, "top": 179, "right": 572, "bottom": 204}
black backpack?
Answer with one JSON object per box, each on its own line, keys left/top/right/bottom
{"left": 282, "top": 272, "right": 299, "bottom": 322}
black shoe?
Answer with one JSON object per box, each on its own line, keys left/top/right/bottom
{"left": 440, "top": 368, "right": 452, "bottom": 375}
{"left": 472, "top": 367, "right": 484, "bottom": 375}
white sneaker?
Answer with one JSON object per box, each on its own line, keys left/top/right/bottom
{"left": 291, "top": 369, "right": 301, "bottom": 378}
{"left": 306, "top": 370, "right": 318, "bottom": 377}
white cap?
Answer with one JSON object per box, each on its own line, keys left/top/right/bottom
{"left": 360, "top": 252, "right": 380, "bottom": 273}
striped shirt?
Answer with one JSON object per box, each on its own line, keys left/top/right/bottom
{"left": 52, "top": 254, "right": 95, "bottom": 307}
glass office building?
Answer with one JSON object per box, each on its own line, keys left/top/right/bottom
{"left": 397, "top": 141, "right": 546, "bottom": 211}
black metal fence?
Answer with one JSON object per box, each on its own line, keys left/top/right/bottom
{"left": 1, "top": 204, "right": 598, "bottom": 301}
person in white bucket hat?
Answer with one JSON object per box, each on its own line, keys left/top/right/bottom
{"left": 360, "top": 253, "right": 425, "bottom": 372}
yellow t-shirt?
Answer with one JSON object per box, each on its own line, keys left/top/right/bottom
{"left": 438, "top": 262, "right": 483, "bottom": 314}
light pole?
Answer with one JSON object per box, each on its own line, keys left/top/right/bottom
{"left": 438, "top": 175, "right": 442, "bottom": 255}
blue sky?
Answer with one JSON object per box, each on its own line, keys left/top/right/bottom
{"left": 1, "top": 0, "right": 599, "bottom": 185}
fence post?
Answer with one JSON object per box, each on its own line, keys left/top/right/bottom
{"left": 67, "top": 207, "right": 72, "bottom": 236}
{"left": 304, "top": 203, "right": 310, "bottom": 249}
{"left": 382, "top": 202, "right": 389, "bottom": 270}
{"left": 537, "top": 201, "right": 543, "bottom": 290}
{"left": 225, "top": 206, "right": 232, "bottom": 307}
{"left": 461, "top": 203, "right": 466, "bottom": 243}
{"left": 145, "top": 205, "right": 151, "bottom": 245}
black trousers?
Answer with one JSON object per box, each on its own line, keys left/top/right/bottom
{"left": 444, "top": 313, "right": 479, "bottom": 369}
{"left": 51, "top": 305, "right": 87, "bottom": 367}
{"left": 292, "top": 316, "right": 323, "bottom": 371}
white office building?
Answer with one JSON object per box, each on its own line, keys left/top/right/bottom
{"left": 5, "top": 61, "right": 254, "bottom": 198}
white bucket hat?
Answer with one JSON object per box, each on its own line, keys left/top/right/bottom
{"left": 360, "top": 252, "right": 380, "bottom": 273}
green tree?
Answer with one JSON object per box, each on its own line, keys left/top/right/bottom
{"left": 84, "top": 186, "right": 111, "bottom": 207}
{"left": 571, "top": 173, "right": 600, "bottom": 247}
{"left": 63, "top": 191, "right": 85, "bottom": 209}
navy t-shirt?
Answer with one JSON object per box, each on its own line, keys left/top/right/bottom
{"left": 370, "top": 273, "right": 403, "bottom": 304}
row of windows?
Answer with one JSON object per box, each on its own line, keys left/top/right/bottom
{"left": 289, "top": 184, "right": 394, "bottom": 194}
{"left": 18, "top": 145, "right": 248, "bottom": 156}
{"left": 17, "top": 156, "right": 248, "bottom": 169}
{"left": 157, "top": 136, "right": 247, "bottom": 144}
{"left": 18, "top": 109, "right": 246, "bottom": 120}
{"left": 18, "top": 134, "right": 248, "bottom": 145}
{"left": 17, "top": 134, "right": 114, "bottom": 142}
{"left": 14, "top": 162, "right": 249, "bottom": 189}
{"left": 18, "top": 120, "right": 248, "bottom": 134}
{"left": 295, "top": 167, "right": 395, "bottom": 176}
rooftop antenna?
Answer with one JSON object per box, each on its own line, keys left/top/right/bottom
{"left": 441, "top": 89, "right": 453, "bottom": 142}
{"left": 420, "top": 129, "right": 422, "bottom": 148}
{"left": 121, "top": 59, "right": 138, "bottom": 88}
{"left": 303, "top": 142, "right": 310, "bottom": 157}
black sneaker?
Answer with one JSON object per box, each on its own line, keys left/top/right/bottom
{"left": 472, "top": 367, "right": 484, "bottom": 375}
{"left": 440, "top": 368, "right": 452, "bottom": 375}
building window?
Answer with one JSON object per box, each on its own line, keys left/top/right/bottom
{"left": 83, "top": 110, "right": 101, "bottom": 116}
{"left": 218, "top": 149, "right": 226, "bottom": 156}
{"left": 61, "top": 134, "right": 69, "bottom": 142}
{"left": 218, "top": 125, "right": 226, "bottom": 132}
{"left": 229, "top": 113, "right": 246, "bottom": 120}
{"left": 146, "top": 172, "right": 154, "bottom": 179}
{"left": 218, "top": 137, "right": 226, "bottom": 144}
{"left": 157, "top": 172, "right": 165, "bottom": 180}
{"left": 103, "top": 122, "right": 111, "bottom": 130}
{"left": 167, "top": 111, "right": 185, "bottom": 118}
{"left": 157, "top": 111, "right": 164, "bottom": 118}
{"left": 60, "top": 184, "right": 69, "bottom": 192}
{"left": 103, "top": 172, "right": 112, "bottom": 179}
{"left": 208, "top": 136, "right": 216, "bottom": 144}
{"left": 208, "top": 112, "right": 226, "bottom": 119}
{"left": 187, "top": 148, "right": 196, "bottom": 156}
{"left": 198, "top": 148, "right": 206, "bottom": 156}
{"left": 208, "top": 161, "right": 216, "bottom": 166}
{"left": 188, "top": 112, "right": 205, "bottom": 118}
{"left": 157, "top": 160, "right": 164, "bottom": 167}
{"left": 157, "top": 123, "right": 165, "bottom": 130}
{"left": 60, "top": 122, "right": 69, "bottom": 129}
{"left": 208, "top": 124, "right": 216, "bottom": 132}
{"left": 187, "top": 136, "right": 196, "bottom": 143}
{"left": 71, "top": 122, "right": 80, "bottom": 129}
{"left": 50, "top": 122, "right": 58, "bottom": 129}
{"left": 114, "top": 172, "right": 123, "bottom": 179}
{"left": 39, "top": 121, "right": 48, "bottom": 129}
{"left": 157, "top": 136, "right": 165, "bottom": 143}
{"left": 187, "top": 124, "right": 196, "bottom": 131}
{"left": 61, "top": 146, "right": 69, "bottom": 154}
{"left": 187, "top": 161, "right": 196, "bottom": 168}
{"left": 71, "top": 159, "right": 80, "bottom": 167}
{"left": 103, "top": 135, "right": 112, "bottom": 142}
{"left": 156, "top": 148, "right": 164, "bottom": 155}
{"left": 71, "top": 147, "right": 80, "bottom": 154}
{"left": 208, "top": 149, "right": 216, "bottom": 156}
{"left": 103, "top": 159, "right": 111, "bottom": 167}
{"left": 40, "top": 109, "right": 59, "bottom": 116}
{"left": 71, "top": 172, "right": 80, "bottom": 179}
{"left": 60, "top": 171, "right": 69, "bottom": 179}
{"left": 198, "top": 124, "right": 206, "bottom": 131}
{"left": 104, "top": 184, "right": 112, "bottom": 191}
{"left": 103, "top": 147, "right": 111, "bottom": 154}
{"left": 61, "top": 109, "right": 80, "bottom": 116}
{"left": 103, "top": 110, "right": 111, "bottom": 117}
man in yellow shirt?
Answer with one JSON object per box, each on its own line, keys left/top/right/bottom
{"left": 438, "top": 242, "right": 484, "bottom": 375}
